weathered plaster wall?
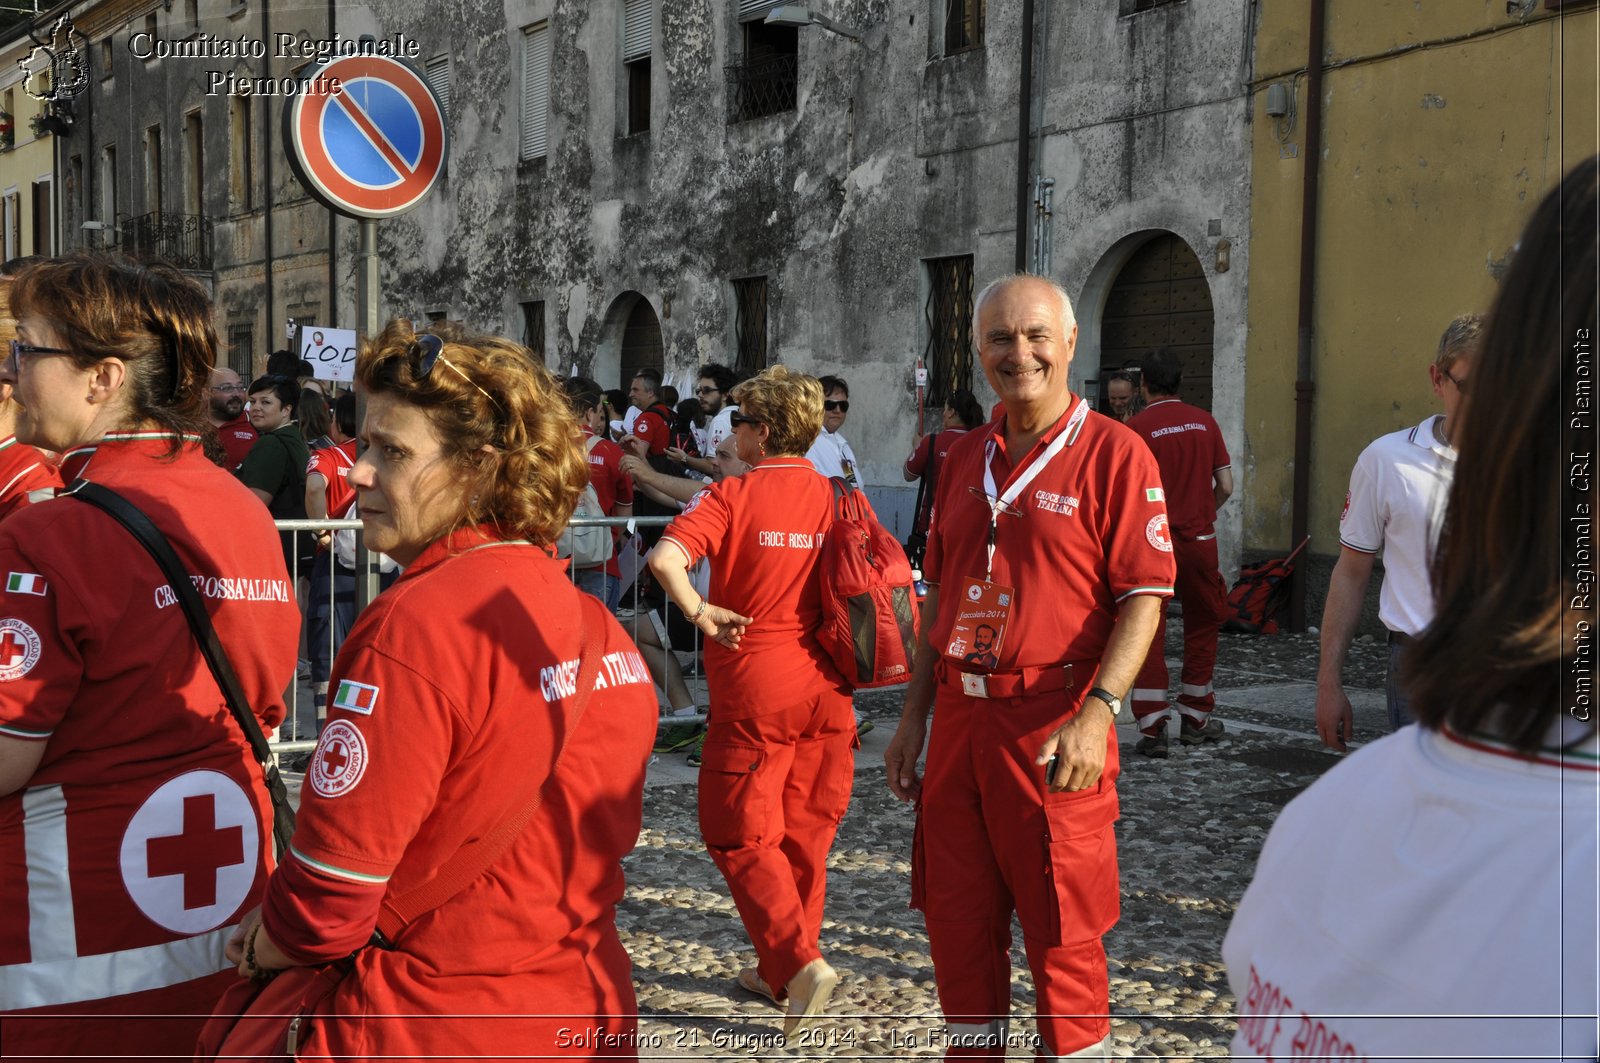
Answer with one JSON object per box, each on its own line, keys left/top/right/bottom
{"left": 1244, "top": 1, "right": 1598, "bottom": 558}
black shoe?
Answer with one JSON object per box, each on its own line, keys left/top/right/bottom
{"left": 1180, "top": 718, "right": 1226, "bottom": 746}
{"left": 1135, "top": 732, "right": 1169, "bottom": 759}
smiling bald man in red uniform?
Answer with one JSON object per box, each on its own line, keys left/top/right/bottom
{"left": 886, "top": 274, "right": 1173, "bottom": 1060}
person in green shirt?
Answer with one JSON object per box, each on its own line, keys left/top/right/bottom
{"left": 239, "top": 374, "right": 310, "bottom": 573}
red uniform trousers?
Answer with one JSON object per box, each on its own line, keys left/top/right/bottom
{"left": 1131, "top": 534, "right": 1228, "bottom": 736}
{"left": 697, "top": 688, "right": 855, "bottom": 995}
{"left": 913, "top": 680, "right": 1120, "bottom": 1059}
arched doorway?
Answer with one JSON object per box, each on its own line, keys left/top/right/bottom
{"left": 594, "top": 291, "right": 665, "bottom": 390}
{"left": 1098, "top": 233, "right": 1215, "bottom": 411}
{"left": 620, "top": 297, "right": 664, "bottom": 389}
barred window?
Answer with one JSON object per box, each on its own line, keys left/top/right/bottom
{"left": 923, "top": 255, "right": 975, "bottom": 408}
{"left": 521, "top": 300, "right": 546, "bottom": 361}
{"left": 227, "top": 324, "right": 254, "bottom": 379}
{"left": 733, "top": 276, "right": 768, "bottom": 373}
{"left": 943, "top": 0, "right": 985, "bottom": 54}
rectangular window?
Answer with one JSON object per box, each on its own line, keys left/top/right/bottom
{"left": 943, "top": 0, "right": 986, "bottom": 54}
{"left": 1120, "top": 0, "right": 1180, "bottom": 12}
{"left": 733, "top": 276, "right": 768, "bottom": 373}
{"left": 183, "top": 110, "right": 203, "bottom": 217}
{"left": 521, "top": 300, "right": 546, "bottom": 361}
{"left": 31, "top": 180, "right": 51, "bottom": 255}
{"left": 3, "top": 192, "right": 17, "bottom": 261}
{"left": 144, "top": 125, "right": 162, "bottom": 215}
{"left": 67, "top": 154, "right": 83, "bottom": 237}
{"left": 143, "top": 13, "right": 158, "bottom": 56}
{"left": 923, "top": 255, "right": 975, "bottom": 408}
{"left": 227, "top": 324, "right": 254, "bottom": 378}
{"left": 184, "top": 0, "right": 199, "bottom": 28}
{"left": 623, "top": 0, "right": 651, "bottom": 134}
{"left": 100, "top": 37, "right": 113, "bottom": 76}
{"left": 728, "top": 20, "right": 797, "bottom": 122}
{"left": 101, "top": 145, "right": 117, "bottom": 233}
{"left": 230, "top": 96, "right": 253, "bottom": 209}
{"left": 520, "top": 23, "right": 550, "bottom": 160}
{"left": 425, "top": 54, "right": 450, "bottom": 118}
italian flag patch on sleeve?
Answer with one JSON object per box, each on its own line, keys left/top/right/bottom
{"left": 6, "top": 572, "right": 46, "bottom": 596}
{"left": 333, "top": 680, "right": 379, "bottom": 715}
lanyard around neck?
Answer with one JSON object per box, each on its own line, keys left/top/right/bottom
{"left": 978, "top": 398, "right": 1086, "bottom": 579}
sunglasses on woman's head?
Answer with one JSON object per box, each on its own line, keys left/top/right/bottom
{"left": 728, "top": 411, "right": 762, "bottom": 428}
{"left": 408, "top": 333, "right": 503, "bottom": 413}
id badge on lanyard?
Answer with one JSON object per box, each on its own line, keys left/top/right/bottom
{"left": 942, "top": 402, "right": 1086, "bottom": 671}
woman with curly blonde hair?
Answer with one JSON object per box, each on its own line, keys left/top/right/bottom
{"left": 648, "top": 364, "right": 869, "bottom": 1039}
{"left": 226, "top": 320, "right": 659, "bottom": 1059}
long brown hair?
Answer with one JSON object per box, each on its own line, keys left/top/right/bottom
{"left": 1405, "top": 156, "right": 1599, "bottom": 751}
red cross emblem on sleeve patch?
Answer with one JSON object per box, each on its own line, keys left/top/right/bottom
{"left": 119, "top": 770, "right": 259, "bottom": 934}
{"left": 0, "top": 618, "right": 41, "bottom": 681}
{"left": 310, "top": 719, "right": 369, "bottom": 799}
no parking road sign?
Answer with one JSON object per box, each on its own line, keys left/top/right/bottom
{"left": 284, "top": 53, "right": 448, "bottom": 219}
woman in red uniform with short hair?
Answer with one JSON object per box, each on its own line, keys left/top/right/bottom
{"left": 648, "top": 365, "right": 860, "bottom": 1038}
{"left": 0, "top": 278, "right": 60, "bottom": 520}
{"left": 0, "top": 253, "right": 298, "bottom": 1059}
{"left": 230, "top": 320, "right": 658, "bottom": 1059}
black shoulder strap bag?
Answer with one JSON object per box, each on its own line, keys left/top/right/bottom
{"left": 906, "top": 431, "right": 939, "bottom": 568}
{"left": 64, "top": 479, "right": 296, "bottom": 855}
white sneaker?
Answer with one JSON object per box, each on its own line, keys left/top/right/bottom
{"left": 783, "top": 958, "right": 839, "bottom": 1038}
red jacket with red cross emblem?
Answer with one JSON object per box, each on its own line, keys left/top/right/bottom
{"left": 261, "top": 527, "right": 658, "bottom": 1058}
{"left": 0, "top": 433, "right": 298, "bottom": 1059}
{"left": 924, "top": 398, "right": 1176, "bottom": 668}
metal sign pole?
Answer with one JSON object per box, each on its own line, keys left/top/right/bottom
{"left": 354, "top": 217, "right": 380, "bottom": 611}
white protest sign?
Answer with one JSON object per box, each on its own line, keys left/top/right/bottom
{"left": 299, "top": 326, "right": 358, "bottom": 383}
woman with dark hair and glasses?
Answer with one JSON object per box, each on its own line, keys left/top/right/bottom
{"left": 0, "top": 277, "right": 60, "bottom": 521}
{"left": 1224, "top": 157, "right": 1599, "bottom": 1061}
{"left": 0, "top": 253, "right": 299, "bottom": 1059}
{"left": 648, "top": 365, "right": 867, "bottom": 1038}
{"left": 229, "top": 320, "right": 658, "bottom": 1058}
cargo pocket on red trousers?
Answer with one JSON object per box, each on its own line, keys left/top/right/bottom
{"left": 697, "top": 742, "right": 769, "bottom": 851}
{"left": 1040, "top": 795, "right": 1120, "bottom": 946}
{"left": 909, "top": 804, "right": 928, "bottom": 912}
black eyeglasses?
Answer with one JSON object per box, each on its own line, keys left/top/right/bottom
{"left": 695, "top": 386, "right": 720, "bottom": 396}
{"left": 1445, "top": 369, "right": 1471, "bottom": 396}
{"left": 824, "top": 399, "right": 849, "bottom": 413}
{"left": 410, "top": 333, "right": 502, "bottom": 412}
{"left": 8, "top": 339, "right": 71, "bottom": 363}
{"left": 728, "top": 411, "right": 763, "bottom": 428}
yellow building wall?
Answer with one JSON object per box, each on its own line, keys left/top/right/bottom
{"left": 0, "top": 74, "right": 61, "bottom": 262}
{"left": 1244, "top": 2, "right": 1598, "bottom": 556}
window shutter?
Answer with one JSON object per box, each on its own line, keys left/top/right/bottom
{"left": 521, "top": 24, "right": 549, "bottom": 160}
{"left": 424, "top": 55, "right": 449, "bottom": 117}
{"left": 737, "top": 0, "right": 783, "bottom": 21}
{"left": 623, "top": 0, "right": 652, "bottom": 61}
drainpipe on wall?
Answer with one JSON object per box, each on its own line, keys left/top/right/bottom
{"left": 1287, "top": 0, "right": 1326, "bottom": 631}
{"left": 327, "top": 0, "right": 336, "bottom": 327}
{"left": 1013, "top": 0, "right": 1035, "bottom": 272}
{"left": 261, "top": 0, "right": 275, "bottom": 365}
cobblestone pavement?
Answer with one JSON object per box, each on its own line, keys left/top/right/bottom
{"left": 281, "top": 623, "right": 1389, "bottom": 1059}
{"left": 617, "top": 625, "right": 1390, "bottom": 1060}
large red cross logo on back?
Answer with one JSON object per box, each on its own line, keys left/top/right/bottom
{"left": 146, "top": 794, "right": 245, "bottom": 910}
{"left": 0, "top": 631, "right": 27, "bottom": 666}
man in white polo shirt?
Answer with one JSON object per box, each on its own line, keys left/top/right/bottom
{"left": 1314, "top": 314, "right": 1480, "bottom": 750}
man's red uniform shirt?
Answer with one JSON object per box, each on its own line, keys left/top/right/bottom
{"left": 659, "top": 459, "right": 849, "bottom": 719}
{"left": 0, "top": 435, "right": 60, "bottom": 521}
{"left": 924, "top": 398, "right": 1176, "bottom": 669}
{"left": 214, "top": 414, "right": 258, "bottom": 470}
{"left": 630, "top": 403, "right": 674, "bottom": 457}
{"left": 583, "top": 427, "right": 635, "bottom": 578}
{"left": 1126, "top": 398, "right": 1230, "bottom": 538}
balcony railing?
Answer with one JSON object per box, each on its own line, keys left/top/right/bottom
{"left": 120, "top": 211, "right": 214, "bottom": 271}
{"left": 725, "top": 52, "right": 797, "bottom": 123}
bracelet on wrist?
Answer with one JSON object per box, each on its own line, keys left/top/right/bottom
{"left": 691, "top": 599, "right": 708, "bottom": 621}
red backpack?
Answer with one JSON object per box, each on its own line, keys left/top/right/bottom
{"left": 818, "top": 478, "right": 921, "bottom": 688}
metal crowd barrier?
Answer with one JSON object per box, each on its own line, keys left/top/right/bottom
{"left": 269, "top": 515, "right": 706, "bottom": 757}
